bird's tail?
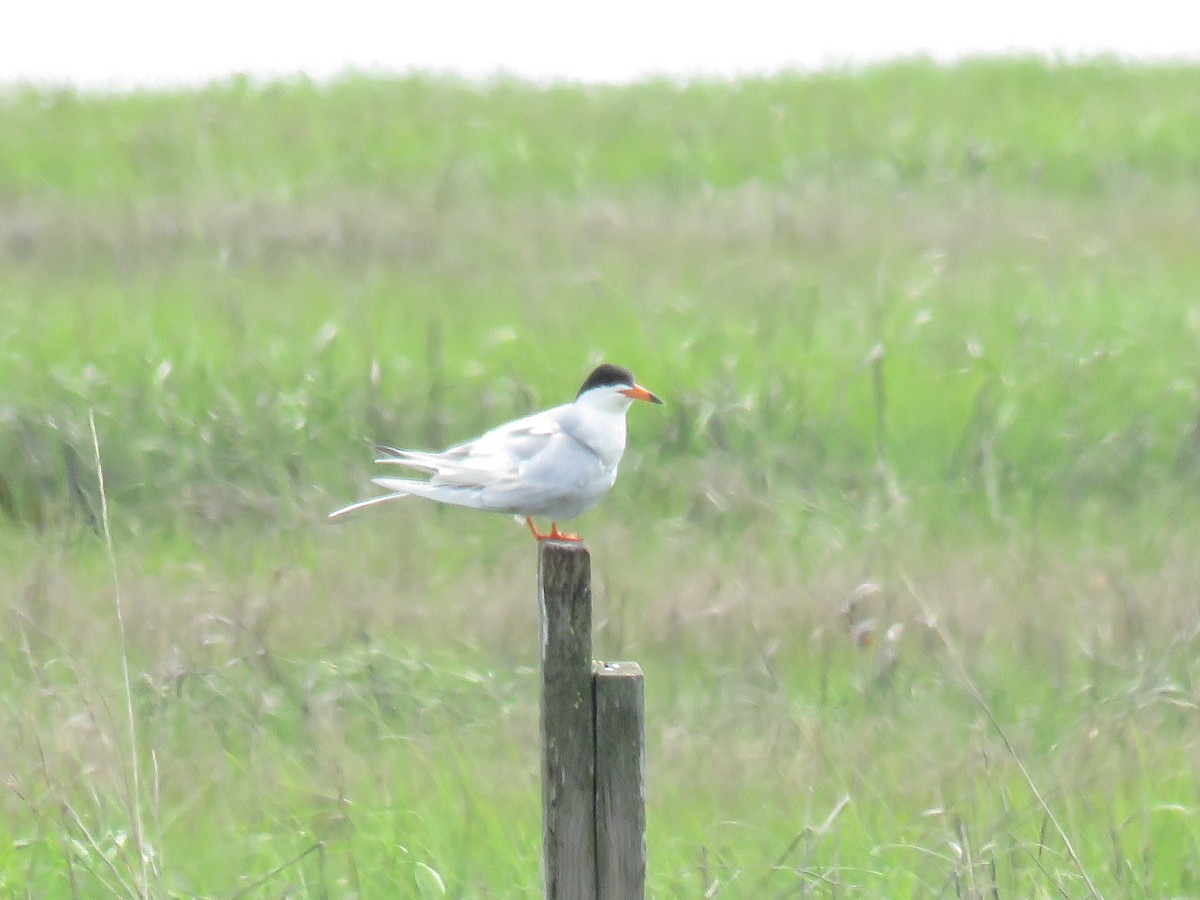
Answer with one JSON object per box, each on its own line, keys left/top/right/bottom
{"left": 373, "top": 446, "right": 443, "bottom": 472}
{"left": 370, "top": 476, "right": 492, "bottom": 508}
{"left": 328, "top": 490, "right": 409, "bottom": 520}
{"left": 329, "top": 475, "right": 493, "bottom": 520}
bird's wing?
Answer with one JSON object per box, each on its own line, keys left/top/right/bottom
{"left": 446, "top": 405, "right": 566, "bottom": 458}
{"left": 377, "top": 405, "right": 571, "bottom": 488}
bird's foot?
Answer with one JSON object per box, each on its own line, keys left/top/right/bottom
{"left": 525, "top": 518, "right": 582, "bottom": 542}
{"left": 547, "top": 523, "right": 581, "bottom": 542}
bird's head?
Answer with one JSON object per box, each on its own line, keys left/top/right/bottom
{"left": 574, "top": 363, "right": 663, "bottom": 412}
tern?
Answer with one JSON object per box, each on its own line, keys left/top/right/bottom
{"left": 329, "top": 363, "right": 663, "bottom": 541}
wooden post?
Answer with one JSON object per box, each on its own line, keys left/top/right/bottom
{"left": 593, "top": 661, "right": 646, "bottom": 900}
{"left": 538, "top": 541, "right": 596, "bottom": 899}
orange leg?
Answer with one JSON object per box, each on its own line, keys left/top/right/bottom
{"left": 525, "top": 517, "right": 582, "bottom": 542}
{"left": 547, "top": 522, "right": 581, "bottom": 542}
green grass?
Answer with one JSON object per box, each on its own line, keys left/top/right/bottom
{"left": 3, "top": 59, "right": 1200, "bottom": 896}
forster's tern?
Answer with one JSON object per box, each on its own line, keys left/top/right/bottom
{"left": 329, "top": 363, "right": 663, "bottom": 541}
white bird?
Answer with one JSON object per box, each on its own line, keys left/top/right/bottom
{"left": 329, "top": 363, "right": 663, "bottom": 541}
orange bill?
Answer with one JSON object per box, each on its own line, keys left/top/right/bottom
{"left": 621, "top": 384, "right": 663, "bottom": 404}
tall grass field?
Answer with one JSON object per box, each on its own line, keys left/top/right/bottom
{"left": 3, "top": 59, "right": 1200, "bottom": 896}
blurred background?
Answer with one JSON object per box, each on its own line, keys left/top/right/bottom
{"left": 3, "top": 9, "right": 1200, "bottom": 898}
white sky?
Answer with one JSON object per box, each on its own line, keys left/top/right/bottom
{"left": 2, "top": 0, "right": 1197, "bottom": 89}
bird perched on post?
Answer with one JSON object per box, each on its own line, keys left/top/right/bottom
{"left": 329, "top": 363, "right": 663, "bottom": 541}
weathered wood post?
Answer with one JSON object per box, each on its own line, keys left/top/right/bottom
{"left": 593, "top": 661, "right": 646, "bottom": 899}
{"left": 538, "top": 540, "right": 596, "bottom": 899}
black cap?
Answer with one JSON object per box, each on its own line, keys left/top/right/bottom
{"left": 576, "top": 363, "right": 636, "bottom": 398}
